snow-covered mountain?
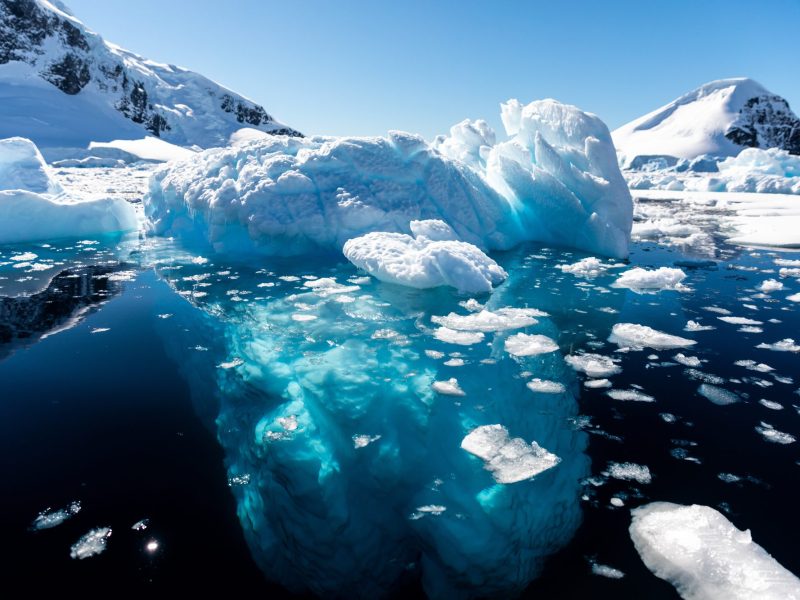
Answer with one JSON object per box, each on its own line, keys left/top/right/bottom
{"left": 0, "top": 0, "right": 301, "bottom": 150}
{"left": 613, "top": 78, "right": 800, "bottom": 166}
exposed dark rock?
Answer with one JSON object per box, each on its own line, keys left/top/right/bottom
{"left": 725, "top": 95, "right": 800, "bottom": 155}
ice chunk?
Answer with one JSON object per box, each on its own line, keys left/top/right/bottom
{"left": 558, "top": 257, "right": 615, "bottom": 278}
{"left": 613, "top": 267, "right": 688, "bottom": 293}
{"left": 698, "top": 383, "right": 740, "bottom": 406}
{"left": 630, "top": 502, "right": 800, "bottom": 600}
{"left": 756, "top": 339, "right": 800, "bottom": 353}
{"left": 755, "top": 422, "right": 795, "bottom": 444}
{"left": 718, "top": 316, "right": 763, "bottom": 326}
{"left": 504, "top": 333, "right": 558, "bottom": 357}
{"left": 145, "top": 100, "right": 632, "bottom": 259}
{"left": 584, "top": 378, "right": 612, "bottom": 388}
{"left": 734, "top": 360, "right": 773, "bottom": 373}
{"left": 674, "top": 354, "right": 702, "bottom": 367}
{"left": 566, "top": 353, "right": 622, "bottom": 378}
{"left": 0, "top": 137, "right": 61, "bottom": 194}
{"left": 606, "top": 462, "right": 652, "bottom": 484}
{"left": 343, "top": 228, "right": 507, "bottom": 294}
{"left": 591, "top": 563, "right": 626, "bottom": 579}
{"left": 70, "top": 527, "right": 112, "bottom": 560}
{"left": 685, "top": 320, "right": 715, "bottom": 332}
{"left": 432, "top": 378, "right": 466, "bottom": 396}
{"left": 758, "top": 279, "right": 784, "bottom": 293}
{"left": 609, "top": 323, "right": 697, "bottom": 349}
{"left": 759, "top": 399, "right": 783, "bottom": 411}
{"left": 30, "top": 501, "right": 81, "bottom": 531}
{"left": 431, "top": 307, "right": 545, "bottom": 332}
{"left": 433, "top": 327, "right": 484, "bottom": 345}
{"left": 461, "top": 424, "right": 561, "bottom": 484}
{"left": 527, "top": 379, "right": 566, "bottom": 394}
{"left": 607, "top": 389, "right": 655, "bottom": 402}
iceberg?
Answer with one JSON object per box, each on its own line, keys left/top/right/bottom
{"left": 145, "top": 99, "right": 632, "bottom": 261}
{"left": 630, "top": 502, "right": 800, "bottom": 600}
{"left": 0, "top": 137, "right": 138, "bottom": 244}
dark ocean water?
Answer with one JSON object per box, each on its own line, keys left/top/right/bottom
{"left": 0, "top": 227, "right": 797, "bottom": 597}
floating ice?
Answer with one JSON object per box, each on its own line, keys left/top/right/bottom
{"left": 698, "top": 383, "right": 740, "bottom": 406}
{"left": 566, "top": 353, "right": 622, "bottom": 378}
{"left": 343, "top": 224, "right": 507, "bottom": 294}
{"left": 755, "top": 422, "right": 796, "bottom": 445}
{"left": 675, "top": 354, "right": 702, "bottom": 367}
{"left": 431, "top": 307, "right": 545, "bottom": 332}
{"left": 685, "top": 320, "right": 715, "bottom": 332}
{"left": 757, "top": 279, "right": 784, "bottom": 292}
{"left": 146, "top": 100, "right": 632, "bottom": 259}
{"left": 432, "top": 378, "right": 466, "bottom": 396}
{"left": 719, "top": 316, "right": 763, "bottom": 326}
{"left": 460, "top": 424, "right": 561, "bottom": 484}
{"left": 584, "top": 378, "right": 612, "bottom": 389}
{"left": 630, "top": 502, "right": 800, "bottom": 600}
{"left": 607, "top": 462, "right": 652, "bottom": 484}
{"left": 70, "top": 527, "right": 112, "bottom": 560}
{"left": 756, "top": 339, "right": 800, "bottom": 353}
{"left": 527, "top": 379, "right": 566, "bottom": 394}
{"left": 734, "top": 360, "right": 774, "bottom": 373}
{"left": 504, "top": 333, "right": 558, "bottom": 357}
{"left": 613, "top": 267, "right": 688, "bottom": 293}
{"left": 591, "top": 562, "right": 626, "bottom": 579}
{"left": 433, "top": 327, "right": 485, "bottom": 345}
{"left": 788, "top": 293, "right": 800, "bottom": 303}
{"left": 609, "top": 323, "right": 697, "bottom": 349}
{"left": 607, "top": 389, "right": 655, "bottom": 402}
{"left": 30, "top": 501, "right": 81, "bottom": 531}
{"left": 759, "top": 399, "right": 783, "bottom": 411}
{"left": 558, "top": 257, "right": 616, "bottom": 278}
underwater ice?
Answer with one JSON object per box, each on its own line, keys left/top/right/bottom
{"left": 70, "top": 527, "right": 112, "bottom": 560}
{"left": 0, "top": 137, "right": 138, "bottom": 244}
{"left": 30, "top": 501, "right": 81, "bottom": 531}
{"left": 630, "top": 502, "right": 800, "bottom": 600}
{"left": 145, "top": 99, "right": 632, "bottom": 261}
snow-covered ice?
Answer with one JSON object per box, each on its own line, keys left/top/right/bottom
{"left": 606, "top": 389, "right": 655, "bottom": 402}
{"left": 504, "top": 333, "right": 559, "bottom": 357}
{"left": 613, "top": 267, "right": 688, "bottom": 293}
{"left": 431, "top": 307, "right": 544, "bottom": 331}
{"left": 755, "top": 422, "right": 796, "bottom": 445}
{"left": 630, "top": 502, "right": 800, "bottom": 600}
{"left": 566, "top": 353, "right": 622, "bottom": 378}
{"left": 0, "top": 137, "right": 61, "bottom": 194}
{"left": 527, "top": 379, "right": 566, "bottom": 394}
{"left": 609, "top": 323, "right": 697, "bottom": 349}
{"left": 70, "top": 527, "right": 112, "bottom": 560}
{"left": 343, "top": 223, "right": 507, "bottom": 293}
{"left": 145, "top": 100, "right": 632, "bottom": 259}
{"left": 606, "top": 462, "right": 652, "bottom": 484}
{"left": 432, "top": 378, "right": 465, "bottom": 396}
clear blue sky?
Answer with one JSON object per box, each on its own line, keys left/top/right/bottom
{"left": 66, "top": 0, "right": 800, "bottom": 140}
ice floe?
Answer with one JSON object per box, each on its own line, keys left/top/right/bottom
{"left": 613, "top": 267, "right": 688, "bottom": 293}
{"left": 609, "top": 323, "right": 696, "bottom": 349}
{"left": 70, "top": 527, "right": 112, "bottom": 560}
{"left": 504, "top": 333, "right": 559, "bottom": 357}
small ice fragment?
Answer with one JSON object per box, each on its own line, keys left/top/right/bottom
{"left": 558, "top": 257, "right": 613, "bottom": 278}
{"left": 433, "top": 327, "right": 484, "bottom": 345}
{"left": 145, "top": 540, "right": 159, "bottom": 553}
{"left": 698, "top": 383, "right": 739, "bottom": 406}
{"left": 352, "top": 434, "right": 381, "bottom": 449}
{"left": 787, "top": 293, "right": 800, "bottom": 303}
{"left": 607, "top": 389, "right": 655, "bottom": 402}
{"left": 292, "top": 313, "right": 317, "bottom": 322}
{"left": 756, "top": 339, "right": 800, "bottom": 353}
{"left": 674, "top": 353, "right": 702, "bottom": 367}
{"left": 566, "top": 353, "right": 621, "bottom": 378}
{"left": 425, "top": 350, "right": 445, "bottom": 359}
{"left": 659, "top": 413, "right": 677, "bottom": 423}
{"left": 606, "top": 462, "right": 652, "bottom": 484}
{"left": 755, "top": 422, "right": 795, "bottom": 444}
{"left": 461, "top": 424, "right": 560, "bottom": 484}
{"left": 90, "top": 327, "right": 110, "bottom": 334}
{"left": 527, "top": 379, "right": 566, "bottom": 394}
{"left": 70, "top": 527, "right": 112, "bottom": 560}
{"left": 757, "top": 279, "right": 783, "bottom": 292}
{"left": 504, "top": 333, "right": 558, "bottom": 356}
{"left": 610, "top": 497, "right": 625, "bottom": 507}
{"left": 443, "top": 358, "right": 465, "bottom": 367}
{"left": 718, "top": 316, "right": 763, "bottom": 326}
{"left": 131, "top": 519, "right": 150, "bottom": 531}
{"left": 685, "top": 320, "right": 714, "bottom": 332}
{"left": 218, "top": 357, "right": 244, "bottom": 369}
{"left": 584, "top": 378, "right": 612, "bottom": 389}
{"left": 613, "top": 267, "right": 688, "bottom": 293}
{"left": 591, "top": 563, "right": 625, "bottom": 579}
{"left": 734, "top": 360, "right": 774, "bottom": 373}
{"left": 431, "top": 307, "right": 545, "bottom": 332}
{"left": 31, "top": 501, "right": 81, "bottom": 531}
{"left": 432, "top": 378, "right": 465, "bottom": 396}
{"left": 759, "top": 399, "right": 783, "bottom": 411}
{"left": 609, "top": 323, "right": 696, "bottom": 349}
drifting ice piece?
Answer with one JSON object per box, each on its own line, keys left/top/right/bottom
{"left": 630, "top": 502, "right": 800, "bottom": 600}
{"left": 461, "top": 424, "right": 560, "bottom": 484}
{"left": 343, "top": 222, "right": 507, "bottom": 293}
{"left": 609, "top": 323, "right": 697, "bottom": 349}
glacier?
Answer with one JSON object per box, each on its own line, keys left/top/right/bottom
{"left": 145, "top": 98, "right": 633, "bottom": 263}
{"left": 0, "top": 136, "right": 138, "bottom": 244}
